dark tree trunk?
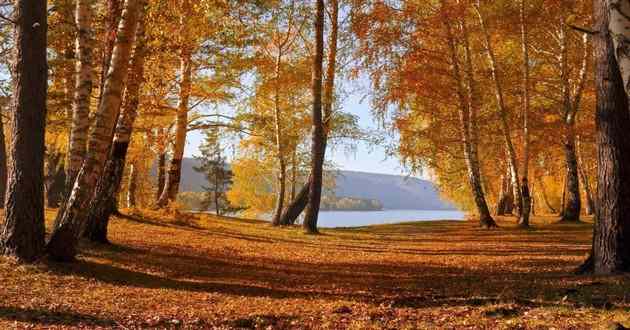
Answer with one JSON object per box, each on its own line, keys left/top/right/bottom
{"left": 302, "top": 0, "right": 325, "bottom": 234}
{"left": 518, "top": 178, "right": 531, "bottom": 227}
{"left": 156, "top": 151, "right": 166, "bottom": 201}
{"left": 0, "top": 0, "right": 48, "bottom": 262}
{"left": 44, "top": 150, "right": 66, "bottom": 208}
{"left": 496, "top": 171, "right": 514, "bottom": 216}
{"left": 279, "top": 179, "right": 309, "bottom": 225}
{"left": 0, "top": 113, "right": 7, "bottom": 207}
{"left": 560, "top": 133, "right": 581, "bottom": 222}
{"left": 580, "top": 0, "right": 630, "bottom": 274}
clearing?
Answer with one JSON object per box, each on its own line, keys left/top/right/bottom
{"left": 1, "top": 211, "right": 629, "bottom": 329}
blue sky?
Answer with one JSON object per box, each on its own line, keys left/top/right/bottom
{"left": 183, "top": 78, "right": 410, "bottom": 177}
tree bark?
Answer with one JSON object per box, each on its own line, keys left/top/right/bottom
{"left": 99, "top": 0, "right": 123, "bottom": 102}
{"left": 518, "top": 0, "right": 531, "bottom": 227}
{"left": 496, "top": 171, "right": 514, "bottom": 216}
{"left": 560, "top": 132, "right": 581, "bottom": 221}
{"left": 127, "top": 162, "right": 138, "bottom": 208}
{"left": 578, "top": 0, "right": 630, "bottom": 274}
{"left": 302, "top": 0, "right": 326, "bottom": 234}
{"left": 0, "top": 110, "right": 7, "bottom": 207}
{"left": 44, "top": 149, "right": 66, "bottom": 208}
{"left": 156, "top": 147, "right": 166, "bottom": 201}
{"left": 46, "top": 0, "right": 142, "bottom": 261}
{"left": 83, "top": 4, "right": 147, "bottom": 243}
{"left": 157, "top": 0, "right": 193, "bottom": 207}
{"left": 271, "top": 50, "right": 287, "bottom": 226}
{"left": 66, "top": 0, "right": 96, "bottom": 190}
{"left": 0, "top": 0, "right": 48, "bottom": 262}
{"left": 576, "top": 137, "right": 595, "bottom": 215}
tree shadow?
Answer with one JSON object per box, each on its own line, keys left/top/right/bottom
{"left": 0, "top": 306, "right": 116, "bottom": 327}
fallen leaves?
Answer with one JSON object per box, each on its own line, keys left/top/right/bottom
{"left": 0, "top": 211, "right": 628, "bottom": 329}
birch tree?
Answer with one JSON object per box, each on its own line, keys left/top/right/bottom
{"left": 66, "top": 0, "right": 95, "bottom": 188}
{"left": 46, "top": 0, "right": 143, "bottom": 261}
{"left": 474, "top": 1, "right": 523, "bottom": 219}
{"left": 84, "top": 1, "right": 148, "bottom": 243}
{"left": 157, "top": 0, "right": 193, "bottom": 207}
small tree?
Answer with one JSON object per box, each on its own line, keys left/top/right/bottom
{"left": 194, "top": 129, "right": 234, "bottom": 216}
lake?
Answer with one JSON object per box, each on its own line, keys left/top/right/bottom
{"left": 315, "top": 209, "right": 465, "bottom": 228}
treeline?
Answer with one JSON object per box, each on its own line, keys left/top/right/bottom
{"left": 320, "top": 195, "right": 383, "bottom": 211}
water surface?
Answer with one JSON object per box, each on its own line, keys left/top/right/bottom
{"left": 315, "top": 209, "right": 465, "bottom": 228}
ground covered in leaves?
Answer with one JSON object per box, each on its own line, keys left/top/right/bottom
{"left": 1, "top": 210, "right": 629, "bottom": 329}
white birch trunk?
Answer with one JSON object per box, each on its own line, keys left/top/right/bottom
{"left": 46, "top": 0, "right": 143, "bottom": 261}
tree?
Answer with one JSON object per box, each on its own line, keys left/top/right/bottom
{"left": 578, "top": 0, "right": 630, "bottom": 274}
{"left": 279, "top": 0, "right": 339, "bottom": 227}
{"left": 46, "top": 0, "right": 143, "bottom": 261}
{"left": 157, "top": 0, "right": 193, "bottom": 207}
{"left": 194, "top": 128, "right": 234, "bottom": 215}
{"left": 83, "top": 0, "right": 148, "bottom": 243}
{"left": 302, "top": 0, "right": 325, "bottom": 234}
{"left": 0, "top": 0, "right": 48, "bottom": 262}
{"left": 66, "top": 0, "right": 95, "bottom": 190}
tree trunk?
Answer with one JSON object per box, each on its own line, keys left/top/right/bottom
{"left": 290, "top": 148, "right": 297, "bottom": 200}
{"left": 302, "top": 0, "right": 326, "bottom": 234}
{"left": 66, "top": 0, "right": 95, "bottom": 190}
{"left": 83, "top": 5, "right": 147, "bottom": 243}
{"left": 99, "top": 0, "right": 123, "bottom": 102}
{"left": 156, "top": 148, "right": 166, "bottom": 201}
{"left": 444, "top": 2, "right": 496, "bottom": 228}
{"left": 474, "top": 2, "right": 522, "bottom": 217}
{"left": 127, "top": 162, "right": 138, "bottom": 208}
{"left": 576, "top": 138, "right": 595, "bottom": 215}
{"left": 578, "top": 0, "right": 630, "bottom": 274}
{"left": 518, "top": 0, "right": 531, "bottom": 227}
{"left": 560, "top": 132, "right": 581, "bottom": 222}
{"left": 281, "top": 0, "right": 337, "bottom": 228}
{"left": 271, "top": 51, "right": 286, "bottom": 226}
{"left": 157, "top": 0, "right": 193, "bottom": 207}
{"left": 496, "top": 168, "right": 514, "bottom": 216}
{"left": 0, "top": 0, "right": 48, "bottom": 262}
{"left": 44, "top": 149, "right": 66, "bottom": 208}
{"left": 0, "top": 111, "right": 7, "bottom": 207}
{"left": 46, "top": 0, "right": 142, "bottom": 262}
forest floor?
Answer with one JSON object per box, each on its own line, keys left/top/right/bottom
{"left": 0, "top": 210, "right": 629, "bottom": 329}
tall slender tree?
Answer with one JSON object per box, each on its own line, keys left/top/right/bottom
{"left": 157, "top": 0, "right": 193, "bottom": 207}
{"left": 66, "top": 0, "right": 95, "bottom": 189}
{"left": 83, "top": 1, "right": 148, "bottom": 243}
{"left": 46, "top": 0, "right": 143, "bottom": 261}
{"left": 0, "top": 0, "right": 48, "bottom": 262}
{"left": 302, "top": 0, "right": 325, "bottom": 234}
{"left": 279, "top": 0, "right": 338, "bottom": 226}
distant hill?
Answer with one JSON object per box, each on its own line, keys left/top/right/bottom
{"left": 175, "top": 158, "right": 455, "bottom": 210}
{"left": 332, "top": 170, "right": 455, "bottom": 210}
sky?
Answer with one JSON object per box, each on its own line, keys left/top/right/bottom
{"left": 183, "top": 78, "right": 412, "bottom": 177}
